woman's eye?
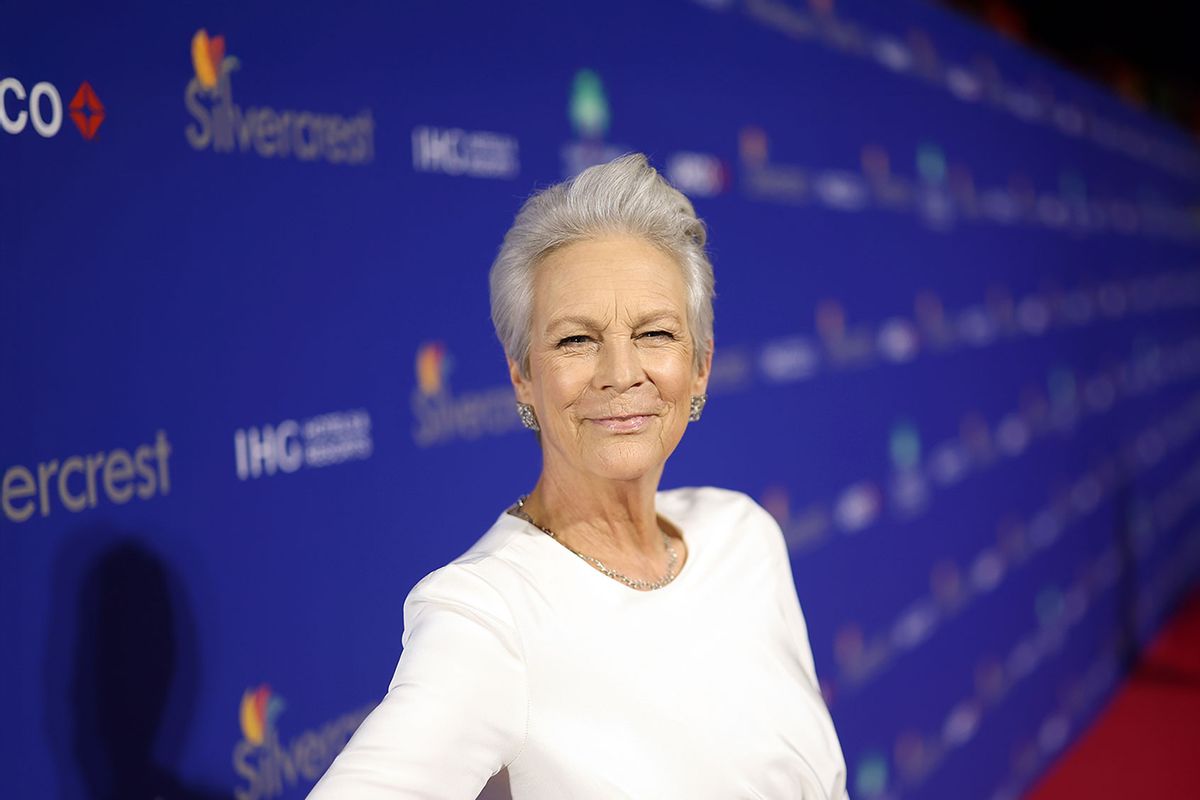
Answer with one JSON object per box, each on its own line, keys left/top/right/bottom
{"left": 642, "top": 330, "right": 674, "bottom": 339}
{"left": 559, "top": 335, "right": 590, "bottom": 346}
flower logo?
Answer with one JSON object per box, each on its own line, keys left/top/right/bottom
{"left": 416, "top": 341, "right": 452, "bottom": 396}
{"left": 191, "top": 29, "right": 228, "bottom": 90}
{"left": 239, "top": 684, "right": 285, "bottom": 746}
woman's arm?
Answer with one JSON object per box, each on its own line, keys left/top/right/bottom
{"left": 751, "top": 495, "right": 853, "bottom": 800}
{"left": 307, "top": 563, "right": 528, "bottom": 800}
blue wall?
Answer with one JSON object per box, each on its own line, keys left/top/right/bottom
{"left": 4, "top": 1, "right": 1200, "bottom": 798}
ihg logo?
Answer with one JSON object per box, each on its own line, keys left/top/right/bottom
{"left": 0, "top": 76, "right": 105, "bottom": 140}
{"left": 233, "top": 410, "right": 373, "bottom": 480}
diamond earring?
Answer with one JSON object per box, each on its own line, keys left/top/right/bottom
{"left": 517, "top": 402, "right": 540, "bottom": 431}
{"left": 689, "top": 394, "right": 707, "bottom": 421}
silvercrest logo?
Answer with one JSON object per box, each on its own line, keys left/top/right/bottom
{"left": 411, "top": 341, "right": 522, "bottom": 447}
{"left": 233, "top": 684, "right": 375, "bottom": 800}
{"left": 184, "top": 29, "right": 374, "bottom": 165}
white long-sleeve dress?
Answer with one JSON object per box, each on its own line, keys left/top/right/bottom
{"left": 308, "top": 486, "right": 850, "bottom": 799}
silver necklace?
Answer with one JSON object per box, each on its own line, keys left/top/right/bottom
{"left": 508, "top": 494, "right": 680, "bottom": 591}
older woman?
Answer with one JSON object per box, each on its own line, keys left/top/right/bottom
{"left": 308, "top": 154, "right": 849, "bottom": 799}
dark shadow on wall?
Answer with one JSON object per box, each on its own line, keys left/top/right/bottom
{"left": 43, "top": 525, "right": 230, "bottom": 800}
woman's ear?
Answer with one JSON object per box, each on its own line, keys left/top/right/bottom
{"left": 692, "top": 338, "right": 714, "bottom": 396}
{"left": 508, "top": 355, "right": 533, "bottom": 404}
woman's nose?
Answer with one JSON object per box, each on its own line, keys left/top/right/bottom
{"left": 594, "top": 335, "right": 644, "bottom": 392}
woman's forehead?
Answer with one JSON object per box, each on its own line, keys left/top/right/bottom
{"left": 535, "top": 238, "right": 686, "bottom": 303}
{"left": 535, "top": 275, "right": 687, "bottom": 330}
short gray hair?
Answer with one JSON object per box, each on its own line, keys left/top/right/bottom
{"left": 489, "top": 152, "right": 716, "bottom": 379}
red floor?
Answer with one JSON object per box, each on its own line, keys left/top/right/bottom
{"left": 1025, "top": 585, "right": 1200, "bottom": 799}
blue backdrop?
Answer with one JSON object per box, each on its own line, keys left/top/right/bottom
{"left": 4, "top": 1, "right": 1200, "bottom": 798}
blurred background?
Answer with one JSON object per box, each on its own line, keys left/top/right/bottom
{"left": 3, "top": 1, "right": 1199, "bottom": 798}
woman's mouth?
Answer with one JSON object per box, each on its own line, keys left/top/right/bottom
{"left": 590, "top": 414, "right": 653, "bottom": 433}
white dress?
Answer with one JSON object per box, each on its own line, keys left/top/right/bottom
{"left": 308, "top": 486, "right": 850, "bottom": 799}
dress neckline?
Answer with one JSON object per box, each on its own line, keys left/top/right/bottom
{"left": 503, "top": 492, "right": 694, "bottom": 596}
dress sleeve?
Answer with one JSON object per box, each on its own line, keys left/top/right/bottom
{"left": 307, "top": 563, "right": 528, "bottom": 800}
{"left": 745, "top": 496, "right": 821, "bottom": 690}
{"left": 750, "top": 496, "right": 853, "bottom": 800}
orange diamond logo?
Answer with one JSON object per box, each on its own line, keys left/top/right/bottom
{"left": 69, "top": 81, "right": 104, "bottom": 140}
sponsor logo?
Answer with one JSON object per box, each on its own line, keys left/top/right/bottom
{"left": 892, "top": 728, "right": 934, "bottom": 782}
{"left": 232, "top": 683, "right": 375, "bottom": 800}
{"left": 185, "top": 29, "right": 375, "bottom": 165}
{"left": 887, "top": 419, "right": 929, "bottom": 516}
{"left": 416, "top": 341, "right": 450, "bottom": 395}
{"left": 876, "top": 316, "right": 920, "bottom": 363}
{"left": 411, "top": 341, "right": 521, "bottom": 447}
{"left": 706, "top": 346, "right": 753, "bottom": 392}
{"left": 740, "top": 132, "right": 1185, "bottom": 239}
{"left": 561, "top": 69, "right": 627, "bottom": 177}
{"left": 68, "top": 82, "right": 105, "bottom": 139}
{"left": 857, "top": 145, "right": 895, "bottom": 195}
{"left": 914, "top": 142, "right": 954, "bottom": 229}
{"left": 888, "top": 420, "right": 921, "bottom": 470}
{"left": 812, "top": 169, "right": 869, "bottom": 211}
{"left": 570, "top": 69, "right": 608, "bottom": 138}
{"left": 234, "top": 409, "right": 372, "bottom": 479}
{"left": 665, "top": 151, "right": 730, "bottom": 197}
{"left": 738, "top": 126, "right": 807, "bottom": 203}
{"left": 240, "top": 685, "right": 286, "bottom": 746}
{"left": 759, "top": 336, "right": 820, "bottom": 383}
{"left": 2, "top": 431, "right": 172, "bottom": 524}
{"left": 853, "top": 752, "right": 889, "bottom": 799}
{"left": 0, "top": 77, "right": 104, "bottom": 139}
{"left": 871, "top": 34, "right": 913, "bottom": 74}
{"left": 815, "top": 298, "right": 875, "bottom": 367}
{"left": 412, "top": 125, "right": 519, "bottom": 178}
{"left": 833, "top": 481, "right": 882, "bottom": 532}
{"left": 759, "top": 484, "right": 831, "bottom": 552}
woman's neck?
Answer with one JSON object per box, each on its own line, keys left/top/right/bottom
{"left": 524, "top": 468, "right": 667, "bottom": 564}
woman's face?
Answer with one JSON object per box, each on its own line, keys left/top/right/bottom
{"left": 509, "top": 235, "right": 712, "bottom": 484}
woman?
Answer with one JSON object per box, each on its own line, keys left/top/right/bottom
{"left": 308, "top": 153, "right": 850, "bottom": 799}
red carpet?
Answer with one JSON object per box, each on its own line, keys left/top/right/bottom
{"left": 1025, "top": 585, "right": 1200, "bottom": 799}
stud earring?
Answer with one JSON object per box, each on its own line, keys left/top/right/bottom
{"left": 517, "top": 402, "right": 540, "bottom": 431}
{"left": 689, "top": 394, "right": 707, "bottom": 422}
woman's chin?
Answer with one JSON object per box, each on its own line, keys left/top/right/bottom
{"left": 581, "top": 440, "right": 671, "bottom": 480}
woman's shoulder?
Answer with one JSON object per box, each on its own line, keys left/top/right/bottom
{"left": 660, "top": 484, "right": 786, "bottom": 560}
{"left": 401, "top": 510, "right": 540, "bottom": 623}
{"left": 658, "top": 484, "right": 775, "bottom": 525}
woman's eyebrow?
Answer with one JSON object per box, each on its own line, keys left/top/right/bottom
{"left": 547, "top": 310, "right": 681, "bottom": 333}
{"left": 546, "top": 314, "right": 603, "bottom": 334}
{"left": 632, "top": 310, "right": 683, "bottom": 326}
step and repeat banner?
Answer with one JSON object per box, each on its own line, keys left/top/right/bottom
{"left": 4, "top": 1, "right": 1200, "bottom": 798}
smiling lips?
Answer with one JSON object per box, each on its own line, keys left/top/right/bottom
{"left": 590, "top": 414, "right": 656, "bottom": 433}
